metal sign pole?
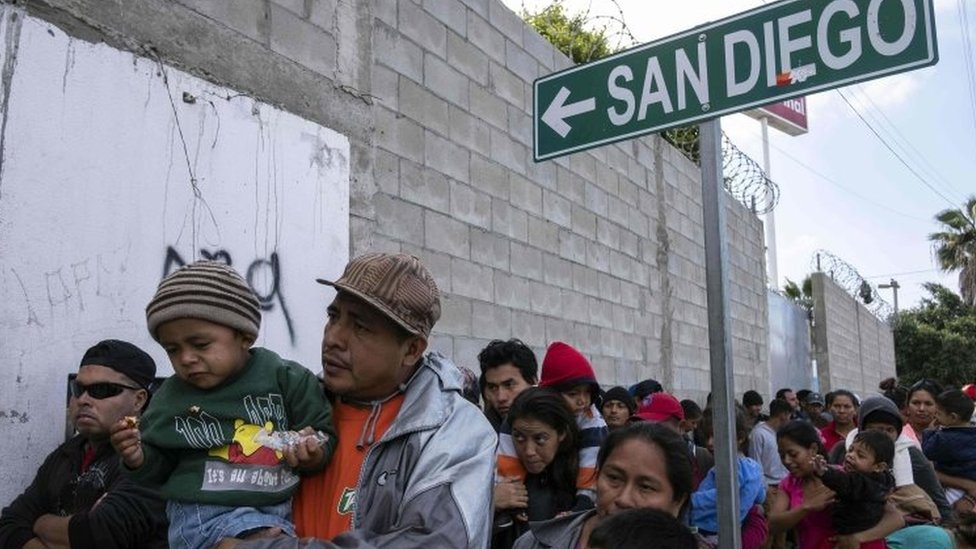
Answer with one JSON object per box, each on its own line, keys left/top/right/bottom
{"left": 699, "top": 118, "right": 741, "bottom": 549}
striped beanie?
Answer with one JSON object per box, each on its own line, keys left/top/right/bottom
{"left": 146, "top": 260, "right": 261, "bottom": 340}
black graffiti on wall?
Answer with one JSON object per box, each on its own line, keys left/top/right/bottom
{"left": 162, "top": 246, "right": 295, "bottom": 344}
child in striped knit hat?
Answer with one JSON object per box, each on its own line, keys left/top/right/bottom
{"left": 496, "top": 341, "right": 608, "bottom": 510}
{"left": 110, "top": 261, "right": 336, "bottom": 549}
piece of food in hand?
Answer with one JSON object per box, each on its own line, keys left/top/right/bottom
{"left": 122, "top": 416, "right": 140, "bottom": 429}
{"left": 253, "top": 429, "right": 331, "bottom": 451}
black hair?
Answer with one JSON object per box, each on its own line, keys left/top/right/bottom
{"left": 883, "top": 384, "right": 908, "bottom": 410}
{"left": 477, "top": 339, "right": 538, "bottom": 389}
{"left": 456, "top": 365, "right": 480, "bottom": 406}
{"left": 907, "top": 378, "right": 944, "bottom": 404}
{"left": 734, "top": 405, "right": 753, "bottom": 453}
{"left": 680, "top": 399, "right": 702, "bottom": 421}
{"left": 937, "top": 389, "right": 975, "bottom": 422}
{"left": 775, "top": 388, "right": 794, "bottom": 400}
{"left": 589, "top": 508, "right": 696, "bottom": 549}
{"left": 851, "top": 429, "right": 895, "bottom": 466}
{"left": 742, "top": 390, "right": 763, "bottom": 407}
{"left": 694, "top": 406, "right": 714, "bottom": 449}
{"left": 769, "top": 398, "right": 794, "bottom": 418}
{"left": 824, "top": 391, "right": 835, "bottom": 407}
{"left": 597, "top": 422, "right": 693, "bottom": 516}
{"left": 949, "top": 511, "right": 976, "bottom": 548}
{"left": 796, "top": 389, "right": 812, "bottom": 402}
{"left": 879, "top": 377, "right": 898, "bottom": 393}
{"left": 507, "top": 387, "right": 580, "bottom": 500}
{"left": 777, "top": 420, "right": 826, "bottom": 457}
{"left": 632, "top": 379, "right": 664, "bottom": 401}
{"left": 830, "top": 389, "right": 859, "bottom": 408}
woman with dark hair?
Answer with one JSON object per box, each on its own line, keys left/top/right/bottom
{"left": 770, "top": 421, "right": 905, "bottom": 549}
{"left": 493, "top": 387, "right": 581, "bottom": 549}
{"left": 512, "top": 422, "right": 694, "bottom": 549}
{"left": 905, "top": 379, "right": 944, "bottom": 443}
{"left": 820, "top": 389, "right": 859, "bottom": 453}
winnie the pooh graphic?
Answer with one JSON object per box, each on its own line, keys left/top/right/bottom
{"left": 208, "top": 419, "right": 283, "bottom": 466}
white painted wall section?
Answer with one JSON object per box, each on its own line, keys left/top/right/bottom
{"left": 0, "top": 7, "right": 350, "bottom": 504}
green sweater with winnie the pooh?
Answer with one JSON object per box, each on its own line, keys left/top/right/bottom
{"left": 130, "top": 347, "right": 335, "bottom": 506}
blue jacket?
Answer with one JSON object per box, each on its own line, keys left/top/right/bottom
{"left": 691, "top": 455, "right": 766, "bottom": 534}
{"left": 922, "top": 426, "right": 976, "bottom": 480}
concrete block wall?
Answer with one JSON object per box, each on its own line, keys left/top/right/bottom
{"left": 727, "top": 194, "right": 769, "bottom": 394}
{"left": 24, "top": 0, "right": 769, "bottom": 404}
{"left": 812, "top": 273, "right": 896, "bottom": 395}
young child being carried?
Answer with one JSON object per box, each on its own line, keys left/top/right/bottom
{"left": 811, "top": 430, "right": 895, "bottom": 549}
{"left": 922, "top": 388, "right": 976, "bottom": 514}
{"left": 111, "top": 261, "right": 337, "bottom": 549}
{"left": 496, "top": 341, "right": 608, "bottom": 510}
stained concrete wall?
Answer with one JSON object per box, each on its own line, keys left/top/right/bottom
{"left": 811, "top": 272, "right": 896, "bottom": 395}
{"left": 0, "top": 6, "right": 351, "bottom": 505}
{"left": 1, "top": 0, "right": 770, "bottom": 502}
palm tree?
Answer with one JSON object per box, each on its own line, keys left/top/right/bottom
{"left": 930, "top": 196, "right": 976, "bottom": 306}
{"left": 783, "top": 275, "right": 814, "bottom": 318}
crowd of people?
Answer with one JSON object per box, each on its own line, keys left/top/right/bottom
{"left": 1, "top": 252, "right": 976, "bottom": 549}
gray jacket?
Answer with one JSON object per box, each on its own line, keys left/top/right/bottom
{"left": 511, "top": 510, "right": 593, "bottom": 549}
{"left": 238, "top": 352, "right": 496, "bottom": 549}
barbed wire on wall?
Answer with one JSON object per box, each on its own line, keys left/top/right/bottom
{"left": 721, "top": 133, "right": 781, "bottom": 215}
{"left": 810, "top": 249, "right": 894, "bottom": 320}
{"left": 569, "top": 0, "right": 639, "bottom": 55}
{"left": 663, "top": 129, "right": 781, "bottom": 215}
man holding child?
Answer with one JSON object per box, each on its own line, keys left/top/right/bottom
{"left": 245, "top": 252, "right": 496, "bottom": 549}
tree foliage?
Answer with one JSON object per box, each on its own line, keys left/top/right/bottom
{"left": 929, "top": 195, "right": 976, "bottom": 306}
{"left": 521, "top": 1, "right": 612, "bottom": 64}
{"left": 520, "top": 1, "right": 700, "bottom": 161}
{"left": 893, "top": 283, "right": 976, "bottom": 386}
{"left": 783, "top": 275, "right": 814, "bottom": 317}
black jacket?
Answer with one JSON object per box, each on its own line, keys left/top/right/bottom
{"left": 492, "top": 472, "right": 576, "bottom": 549}
{"left": 828, "top": 436, "right": 952, "bottom": 521}
{"left": 0, "top": 436, "right": 167, "bottom": 549}
{"left": 819, "top": 467, "right": 894, "bottom": 534}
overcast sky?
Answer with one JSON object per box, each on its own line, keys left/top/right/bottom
{"left": 503, "top": 0, "right": 973, "bottom": 310}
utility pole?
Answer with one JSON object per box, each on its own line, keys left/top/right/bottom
{"left": 879, "top": 279, "right": 900, "bottom": 316}
{"left": 760, "top": 116, "right": 779, "bottom": 289}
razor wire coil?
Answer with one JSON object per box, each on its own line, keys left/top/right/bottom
{"left": 663, "top": 128, "right": 781, "bottom": 215}
{"left": 810, "top": 249, "right": 895, "bottom": 320}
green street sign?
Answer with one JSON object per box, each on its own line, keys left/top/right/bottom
{"left": 533, "top": 0, "right": 938, "bottom": 161}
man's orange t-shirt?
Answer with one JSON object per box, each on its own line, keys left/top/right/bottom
{"left": 293, "top": 396, "right": 405, "bottom": 539}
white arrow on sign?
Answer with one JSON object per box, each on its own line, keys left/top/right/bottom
{"left": 541, "top": 86, "right": 596, "bottom": 138}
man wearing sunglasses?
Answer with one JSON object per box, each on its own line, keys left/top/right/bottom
{"left": 0, "top": 339, "right": 168, "bottom": 549}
